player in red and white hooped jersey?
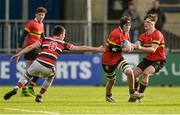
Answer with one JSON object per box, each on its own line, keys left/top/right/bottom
{"left": 129, "top": 14, "right": 166, "bottom": 102}
{"left": 4, "top": 25, "right": 105, "bottom": 102}
{"left": 36, "top": 36, "right": 73, "bottom": 69}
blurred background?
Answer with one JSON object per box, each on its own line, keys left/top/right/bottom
{"left": 0, "top": 0, "right": 180, "bottom": 86}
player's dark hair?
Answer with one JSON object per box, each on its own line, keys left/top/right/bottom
{"left": 119, "top": 16, "right": 131, "bottom": 28}
{"left": 53, "top": 25, "right": 65, "bottom": 36}
{"left": 35, "top": 6, "right": 47, "bottom": 14}
{"left": 144, "top": 14, "right": 157, "bottom": 23}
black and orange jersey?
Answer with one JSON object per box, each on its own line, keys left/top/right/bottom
{"left": 102, "top": 27, "right": 130, "bottom": 65}
{"left": 139, "top": 29, "right": 166, "bottom": 61}
{"left": 21, "top": 18, "right": 44, "bottom": 47}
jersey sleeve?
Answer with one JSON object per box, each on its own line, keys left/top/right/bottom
{"left": 152, "top": 31, "right": 162, "bottom": 45}
{"left": 64, "top": 42, "right": 73, "bottom": 50}
{"left": 24, "top": 21, "right": 32, "bottom": 33}
{"left": 108, "top": 30, "right": 122, "bottom": 46}
{"left": 138, "top": 34, "right": 144, "bottom": 46}
{"left": 18, "top": 30, "right": 29, "bottom": 48}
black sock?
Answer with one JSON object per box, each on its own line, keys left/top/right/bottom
{"left": 28, "top": 83, "right": 35, "bottom": 89}
{"left": 139, "top": 83, "right": 147, "bottom": 93}
{"left": 135, "top": 79, "right": 139, "bottom": 91}
{"left": 28, "top": 76, "right": 39, "bottom": 89}
{"left": 129, "top": 89, "right": 135, "bottom": 94}
{"left": 31, "top": 76, "right": 39, "bottom": 83}
{"left": 106, "top": 93, "right": 112, "bottom": 97}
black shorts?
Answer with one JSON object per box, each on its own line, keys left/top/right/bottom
{"left": 102, "top": 63, "right": 119, "bottom": 74}
{"left": 102, "top": 58, "right": 131, "bottom": 76}
{"left": 137, "top": 58, "right": 166, "bottom": 73}
{"left": 24, "top": 49, "right": 39, "bottom": 61}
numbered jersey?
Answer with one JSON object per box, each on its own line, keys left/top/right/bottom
{"left": 36, "top": 36, "right": 73, "bottom": 68}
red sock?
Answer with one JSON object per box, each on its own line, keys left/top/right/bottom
{"left": 40, "top": 88, "right": 46, "bottom": 95}
{"left": 16, "top": 82, "right": 23, "bottom": 89}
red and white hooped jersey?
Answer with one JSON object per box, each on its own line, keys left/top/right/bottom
{"left": 36, "top": 36, "right": 73, "bottom": 68}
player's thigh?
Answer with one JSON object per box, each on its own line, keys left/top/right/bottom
{"left": 102, "top": 64, "right": 117, "bottom": 79}
{"left": 151, "top": 61, "right": 166, "bottom": 73}
{"left": 133, "top": 67, "right": 143, "bottom": 78}
{"left": 25, "top": 60, "right": 34, "bottom": 69}
{"left": 143, "top": 65, "right": 156, "bottom": 76}
{"left": 27, "top": 61, "right": 42, "bottom": 77}
{"left": 117, "top": 59, "right": 131, "bottom": 73}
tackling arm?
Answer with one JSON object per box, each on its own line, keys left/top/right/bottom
{"left": 70, "top": 45, "right": 105, "bottom": 52}
{"left": 11, "top": 42, "right": 40, "bottom": 62}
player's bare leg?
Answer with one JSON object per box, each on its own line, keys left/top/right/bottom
{"left": 127, "top": 67, "right": 143, "bottom": 102}
{"left": 4, "top": 73, "right": 31, "bottom": 100}
{"left": 125, "top": 69, "right": 140, "bottom": 102}
{"left": 105, "top": 75, "right": 116, "bottom": 103}
{"left": 35, "top": 76, "right": 55, "bottom": 102}
{"left": 21, "top": 60, "right": 38, "bottom": 97}
{"left": 138, "top": 65, "right": 155, "bottom": 101}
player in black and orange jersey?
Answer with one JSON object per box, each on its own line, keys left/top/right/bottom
{"left": 102, "top": 16, "right": 143, "bottom": 103}
{"left": 4, "top": 25, "right": 104, "bottom": 102}
{"left": 17, "top": 6, "right": 47, "bottom": 96}
{"left": 129, "top": 14, "right": 166, "bottom": 102}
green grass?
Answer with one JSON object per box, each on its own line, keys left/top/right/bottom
{"left": 1, "top": 86, "right": 180, "bottom": 114}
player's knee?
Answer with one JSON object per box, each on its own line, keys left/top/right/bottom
{"left": 24, "top": 72, "right": 33, "bottom": 80}
{"left": 106, "top": 73, "right": 116, "bottom": 80}
{"left": 142, "top": 73, "right": 149, "bottom": 83}
{"left": 141, "top": 79, "right": 149, "bottom": 86}
{"left": 125, "top": 69, "right": 133, "bottom": 77}
{"left": 47, "top": 75, "right": 55, "bottom": 82}
{"left": 142, "top": 71, "right": 149, "bottom": 78}
{"left": 107, "top": 76, "right": 116, "bottom": 81}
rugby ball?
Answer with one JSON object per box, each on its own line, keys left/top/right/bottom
{"left": 121, "top": 40, "right": 131, "bottom": 48}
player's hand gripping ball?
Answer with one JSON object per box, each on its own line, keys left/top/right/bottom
{"left": 121, "top": 40, "right": 133, "bottom": 52}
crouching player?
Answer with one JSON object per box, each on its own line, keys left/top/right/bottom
{"left": 4, "top": 25, "right": 105, "bottom": 102}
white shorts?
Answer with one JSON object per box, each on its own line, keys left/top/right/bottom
{"left": 27, "top": 60, "right": 54, "bottom": 78}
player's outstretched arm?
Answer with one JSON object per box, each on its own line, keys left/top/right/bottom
{"left": 70, "top": 45, "right": 105, "bottom": 52}
{"left": 11, "top": 42, "right": 40, "bottom": 62}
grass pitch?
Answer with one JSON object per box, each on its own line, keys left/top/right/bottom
{"left": 1, "top": 86, "right": 180, "bottom": 114}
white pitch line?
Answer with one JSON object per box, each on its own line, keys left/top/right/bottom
{"left": 3, "top": 107, "right": 60, "bottom": 115}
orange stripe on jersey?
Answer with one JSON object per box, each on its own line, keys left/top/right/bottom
{"left": 25, "top": 28, "right": 43, "bottom": 35}
{"left": 158, "top": 44, "right": 165, "bottom": 48}
{"left": 33, "top": 31, "right": 43, "bottom": 35}
{"left": 106, "top": 42, "right": 109, "bottom": 46}
{"left": 29, "top": 33, "right": 41, "bottom": 37}
{"left": 107, "top": 39, "right": 118, "bottom": 46}
{"left": 152, "top": 40, "right": 160, "bottom": 44}
{"left": 24, "top": 28, "right": 30, "bottom": 32}
{"left": 143, "top": 44, "right": 151, "bottom": 47}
